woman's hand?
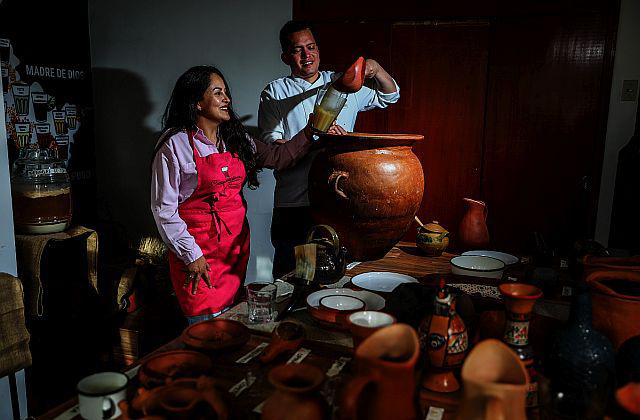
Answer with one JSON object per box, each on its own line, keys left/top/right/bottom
{"left": 304, "top": 113, "right": 347, "bottom": 138}
{"left": 327, "top": 122, "right": 347, "bottom": 135}
{"left": 184, "top": 256, "right": 212, "bottom": 295}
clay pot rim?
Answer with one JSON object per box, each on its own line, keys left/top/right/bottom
{"left": 461, "top": 339, "right": 529, "bottom": 387}
{"left": 139, "top": 350, "right": 213, "bottom": 386}
{"left": 586, "top": 270, "right": 640, "bottom": 301}
{"left": 268, "top": 363, "right": 325, "bottom": 393}
{"left": 322, "top": 132, "right": 424, "bottom": 141}
{"left": 498, "top": 283, "right": 542, "bottom": 300}
{"left": 356, "top": 324, "right": 420, "bottom": 366}
{"left": 180, "top": 319, "right": 250, "bottom": 351}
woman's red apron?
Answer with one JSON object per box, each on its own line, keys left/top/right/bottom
{"left": 168, "top": 131, "right": 249, "bottom": 316}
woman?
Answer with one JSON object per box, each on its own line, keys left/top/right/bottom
{"left": 151, "top": 65, "right": 344, "bottom": 324}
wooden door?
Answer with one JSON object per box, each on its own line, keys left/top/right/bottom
{"left": 387, "top": 22, "right": 490, "bottom": 245}
{"left": 482, "top": 14, "right": 615, "bottom": 251}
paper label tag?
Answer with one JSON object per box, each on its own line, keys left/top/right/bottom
{"left": 326, "top": 356, "right": 351, "bottom": 377}
{"left": 235, "top": 342, "right": 268, "bottom": 364}
{"left": 562, "top": 286, "right": 573, "bottom": 297}
{"left": 426, "top": 406, "right": 445, "bottom": 420}
{"left": 253, "top": 400, "right": 266, "bottom": 414}
{"left": 229, "top": 374, "right": 256, "bottom": 397}
{"left": 53, "top": 404, "right": 80, "bottom": 420}
{"left": 125, "top": 364, "right": 141, "bottom": 379}
{"left": 560, "top": 259, "right": 568, "bottom": 268}
{"left": 286, "top": 348, "right": 311, "bottom": 364}
{"left": 346, "top": 261, "right": 361, "bottom": 270}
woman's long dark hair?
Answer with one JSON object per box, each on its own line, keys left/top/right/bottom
{"left": 154, "top": 65, "right": 259, "bottom": 189}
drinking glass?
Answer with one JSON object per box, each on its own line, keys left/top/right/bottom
{"left": 311, "top": 85, "right": 348, "bottom": 132}
{"left": 246, "top": 282, "right": 277, "bottom": 323}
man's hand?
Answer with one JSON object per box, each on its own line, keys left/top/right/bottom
{"left": 364, "top": 59, "right": 382, "bottom": 79}
{"left": 184, "top": 255, "right": 212, "bottom": 295}
{"left": 364, "top": 59, "right": 397, "bottom": 94}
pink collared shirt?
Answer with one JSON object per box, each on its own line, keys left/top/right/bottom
{"left": 151, "top": 127, "right": 311, "bottom": 265}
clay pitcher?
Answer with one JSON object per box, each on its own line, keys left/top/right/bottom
{"left": 458, "top": 198, "right": 489, "bottom": 249}
{"left": 457, "top": 339, "right": 529, "bottom": 420}
{"left": 340, "top": 324, "right": 420, "bottom": 420}
{"left": 586, "top": 270, "right": 640, "bottom": 349}
{"left": 262, "top": 363, "right": 327, "bottom": 420}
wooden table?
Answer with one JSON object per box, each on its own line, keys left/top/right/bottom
{"left": 41, "top": 242, "right": 563, "bottom": 419}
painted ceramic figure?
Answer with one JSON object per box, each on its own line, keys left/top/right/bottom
{"left": 420, "top": 280, "right": 468, "bottom": 393}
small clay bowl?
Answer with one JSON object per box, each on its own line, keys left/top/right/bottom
{"left": 139, "top": 350, "right": 213, "bottom": 389}
{"left": 347, "top": 311, "right": 396, "bottom": 347}
{"left": 318, "top": 295, "right": 365, "bottom": 326}
{"left": 181, "top": 319, "right": 250, "bottom": 353}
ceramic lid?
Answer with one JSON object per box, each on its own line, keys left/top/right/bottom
{"left": 422, "top": 221, "right": 447, "bottom": 234}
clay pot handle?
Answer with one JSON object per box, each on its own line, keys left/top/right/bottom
{"left": 483, "top": 202, "right": 488, "bottom": 221}
{"left": 340, "top": 376, "right": 374, "bottom": 419}
{"left": 485, "top": 397, "right": 505, "bottom": 420}
{"left": 198, "top": 382, "right": 230, "bottom": 420}
{"left": 329, "top": 170, "right": 349, "bottom": 200}
{"left": 307, "top": 224, "right": 341, "bottom": 252}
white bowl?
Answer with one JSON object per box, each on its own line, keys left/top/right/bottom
{"left": 319, "top": 295, "right": 365, "bottom": 312}
{"left": 450, "top": 255, "right": 505, "bottom": 279}
{"left": 306, "top": 288, "right": 385, "bottom": 311}
{"left": 348, "top": 311, "right": 395, "bottom": 328}
{"left": 461, "top": 250, "right": 519, "bottom": 266}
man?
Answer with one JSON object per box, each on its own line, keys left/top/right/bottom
{"left": 259, "top": 20, "right": 400, "bottom": 278}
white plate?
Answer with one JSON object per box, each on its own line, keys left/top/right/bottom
{"left": 306, "top": 288, "right": 385, "bottom": 311}
{"left": 351, "top": 271, "right": 418, "bottom": 293}
{"left": 462, "top": 250, "right": 519, "bottom": 266}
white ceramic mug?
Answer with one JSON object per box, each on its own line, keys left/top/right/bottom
{"left": 77, "top": 372, "right": 128, "bottom": 420}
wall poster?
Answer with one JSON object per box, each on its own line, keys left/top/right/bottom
{"left": 0, "top": 0, "right": 95, "bottom": 225}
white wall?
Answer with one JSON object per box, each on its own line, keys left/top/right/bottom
{"left": 88, "top": 0, "right": 291, "bottom": 282}
{"left": 0, "top": 60, "right": 27, "bottom": 420}
{"left": 595, "top": 0, "right": 640, "bottom": 245}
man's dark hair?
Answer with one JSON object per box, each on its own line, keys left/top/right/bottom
{"left": 279, "top": 20, "right": 315, "bottom": 52}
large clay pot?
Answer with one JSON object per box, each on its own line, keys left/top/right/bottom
{"left": 586, "top": 270, "right": 640, "bottom": 349}
{"left": 340, "top": 324, "right": 420, "bottom": 420}
{"left": 457, "top": 339, "right": 529, "bottom": 420}
{"left": 458, "top": 198, "right": 489, "bottom": 249}
{"left": 262, "top": 363, "right": 327, "bottom": 420}
{"left": 309, "top": 133, "right": 424, "bottom": 261}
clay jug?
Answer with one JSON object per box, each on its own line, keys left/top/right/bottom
{"left": 457, "top": 339, "right": 529, "bottom": 420}
{"left": 262, "top": 363, "right": 327, "bottom": 420}
{"left": 458, "top": 198, "right": 489, "bottom": 249}
{"left": 586, "top": 270, "right": 640, "bottom": 349}
{"left": 309, "top": 133, "right": 424, "bottom": 261}
{"left": 129, "top": 377, "right": 229, "bottom": 420}
{"left": 340, "top": 324, "right": 420, "bottom": 420}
